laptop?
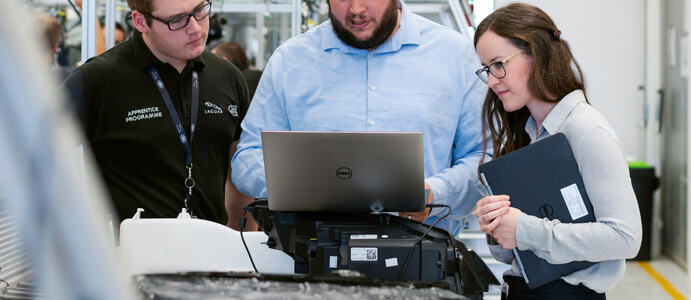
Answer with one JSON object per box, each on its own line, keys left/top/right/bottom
{"left": 478, "top": 133, "right": 596, "bottom": 289}
{"left": 261, "top": 131, "right": 425, "bottom": 213}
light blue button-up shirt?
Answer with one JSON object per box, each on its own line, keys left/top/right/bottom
{"left": 232, "top": 2, "right": 489, "bottom": 235}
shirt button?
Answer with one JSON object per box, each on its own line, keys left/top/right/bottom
{"left": 369, "top": 53, "right": 374, "bottom": 57}
{"left": 370, "top": 85, "right": 376, "bottom": 90}
{"left": 369, "top": 120, "right": 376, "bottom": 126}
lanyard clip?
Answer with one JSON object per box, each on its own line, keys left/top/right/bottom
{"left": 184, "top": 164, "right": 197, "bottom": 218}
{"left": 185, "top": 164, "right": 195, "bottom": 193}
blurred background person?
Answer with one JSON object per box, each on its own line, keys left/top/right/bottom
{"left": 37, "top": 12, "right": 77, "bottom": 81}
{"left": 115, "top": 21, "right": 128, "bottom": 45}
{"left": 212, "top": 42, "right": 262, "bottom": 100}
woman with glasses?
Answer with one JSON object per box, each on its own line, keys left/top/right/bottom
{"left": 472, "top": 3, "right": 642, "bottom": 299}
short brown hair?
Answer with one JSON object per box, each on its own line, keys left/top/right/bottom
{"left": 212, "top": 42, "right": 250, "bottom": 70}
{"left": 127, "top": 0, "right": 155, "bottom": 27}
{"left": 126, "top": 0, "right": 154, "bottom": 14}
{"left": 474, "top": 2, "right": 588, "bottom": 161}
{"left": 37, "top": 13, "right": 61, "bottom": 51}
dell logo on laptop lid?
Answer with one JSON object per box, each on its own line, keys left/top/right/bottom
{"left": 336, "top": 167, "right": 352, "bottom": 179}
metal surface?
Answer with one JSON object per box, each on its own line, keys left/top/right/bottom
{"left": 0, "top": 181, "right": 31, "bottom": 287}
{"left": 105, "top": 0, "right": 116, "bottom": 49}
{"left": 661, "top": 0, "right": 687, "bottom": 270}
{"left": 80, "top": 0, "right": 97, "bottom": 61}
{"left": 134, "top": 272, "right": 467, "bottom": 299}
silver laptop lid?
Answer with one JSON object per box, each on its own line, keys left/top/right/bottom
{"left": 261, "top": 131, "right": 425, "bottom": 212}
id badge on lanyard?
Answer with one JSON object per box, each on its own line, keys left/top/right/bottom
{"left": 149, "top": 66, "right": 199, "bottom": 217}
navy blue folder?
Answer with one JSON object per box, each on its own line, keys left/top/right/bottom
{"left": 478, "top": 133, "right": 596, "bottom": 289}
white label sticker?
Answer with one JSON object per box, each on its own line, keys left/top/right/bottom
{"left": 560, "top": 184, "right": 588, "bottom": 220}
{"left": 329, "top": 256, "right": 338, "bottom": 268}
{"left": 385, "top": 258, "right": 398, "bottom": 268}
{"left": 351, "top": 247, "right": 378, "bottom": 261}
{"left": 351, "top": 234, "right": 378, "bottom": 240}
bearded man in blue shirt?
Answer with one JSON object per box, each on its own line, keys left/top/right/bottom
{"left": 231, "top": 0, "right": 488, "bottom": 236}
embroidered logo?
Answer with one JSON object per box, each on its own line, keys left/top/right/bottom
{"left": 125, "top": 106, "right": 163, "bottom": 123}
{"left": 204, "top": 102, "right": 223, "bottom": 114}
{"left": 228, "top": 105, "right": 238, "bottom": 117}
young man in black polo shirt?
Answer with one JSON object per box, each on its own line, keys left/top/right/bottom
{"left": 61, "top": 0, "right": 250, "bottom": 226}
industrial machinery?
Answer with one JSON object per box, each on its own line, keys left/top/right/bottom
{"left": 249, "top": 200, "right": 500, "bottom": 299}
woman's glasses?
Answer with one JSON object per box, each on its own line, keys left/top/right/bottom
{"left": 475, "top": 49, "right": 524, "bottom": 84}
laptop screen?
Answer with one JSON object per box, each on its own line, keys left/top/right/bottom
{"left": 261, "top": 131, "right": 425, "bottom": 213}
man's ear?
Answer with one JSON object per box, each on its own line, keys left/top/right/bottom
{"left": 51, "top": 44, "right": 59, "bottom": 58}
{"left": 131, "top": 10, "right": 150, "bottom": 33}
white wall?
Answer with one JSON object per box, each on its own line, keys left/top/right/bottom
{"left": 492, "top": 0, "right": 648, "bottom": 161}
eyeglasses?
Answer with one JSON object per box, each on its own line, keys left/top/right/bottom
{"left": 143, "top": 1, "right": 212, "bottom": 31}
{"left": 475, "top": 49, "right": 524, "bottom": 84}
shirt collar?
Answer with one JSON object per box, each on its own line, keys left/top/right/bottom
{"left": 526, "top": 90, "right": 587, "bottom": 141}
{"left": 321, "top": 0, "right": 421, "bottom": 54}
{"left": 132, "top": 30, "right": 205, "bottom": 72}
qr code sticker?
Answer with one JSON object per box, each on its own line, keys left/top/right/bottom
{"left": 351, "top": 247, "right": 378, "bottom": 261}
{"left": 366, "top": 249, "right": 377, "bottom": 260}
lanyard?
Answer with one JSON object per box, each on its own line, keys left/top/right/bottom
{"left": 148, "top": 66, "right": 199, "bottom": 215}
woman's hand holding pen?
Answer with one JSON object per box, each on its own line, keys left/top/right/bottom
{"left": 475, "top": 195, "right": 520, "bottom": 249}
{"left": 475, "top": 195, "right": 511, "bottom": 231}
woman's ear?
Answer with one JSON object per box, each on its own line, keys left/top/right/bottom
{"left": 131, "top": 10, "right": 150, "bottom": 33}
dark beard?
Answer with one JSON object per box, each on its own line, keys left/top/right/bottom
{"left": 329, "top": 0, "right": 399, "bottom": 50}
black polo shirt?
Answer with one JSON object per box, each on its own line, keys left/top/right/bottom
{"left": 62, "top": 31, "right": 250, "bottom": 224}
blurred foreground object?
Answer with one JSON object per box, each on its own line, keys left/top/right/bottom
{"left": 0, "top": 0, "right": 130, "bottom": 298}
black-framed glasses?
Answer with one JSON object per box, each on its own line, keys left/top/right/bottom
{"left": 143, "top": 1, "right": 212, "bottom": 31}
{"left": 475, "top": 49, "right": 523, "bottom": 84}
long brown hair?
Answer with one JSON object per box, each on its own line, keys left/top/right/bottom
{"left": 474, "top": 3, "right": 588, "bottom": 164}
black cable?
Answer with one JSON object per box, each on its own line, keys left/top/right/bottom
{"left": 239, "top": 202, "right": 258, "bottom": 273}
{"left": 239, "top": 198, "right": 268, "bottom": 273}
{"left": 66, "top": 0, "right": 82, "bottom": 22}
{"left": 397, "top": 203, "right": 452, "bottom": 279}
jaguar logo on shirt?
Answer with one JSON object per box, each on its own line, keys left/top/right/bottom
{"left": 228, "top": 105, "right": 238, "bottom": 117}
{"left": 204, "top": 102, "right": 223, "bottom": 114}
